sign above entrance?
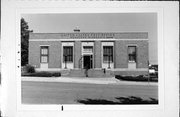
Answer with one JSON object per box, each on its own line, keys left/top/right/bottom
{"left": 83, "top": 46, "right": 93, "bottom": 53}
{"left": 30, "top": 32, "right": 148, "bottom": 40}
{"left": 82, "top": 42, "right": 94, "bottom": 55}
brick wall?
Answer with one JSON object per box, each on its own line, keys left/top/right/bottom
{"left": 115, "top": 41, "right": 128, "bottom": 68}
{"left": 74, "top": 41, "right": 81, "bottom": 68}
{"left": 136, "top": 41, "right": 149, "bottom": 68}
{"left": 49, "top": 42, "right": 61, "bottom": 68}
{"left": 29, "top": 40, "right": 148, "bottom": 70}
{"left": 114, "top": 70, "right": 148, "bottom": 76}
{"left": 115, "top": 40, "right": 148, "bottom": 69}
{"left": 29, "top": 41, "right": 40, "bottom": 68}
{"left": 29, "top": 41, "right": 61, "bottom": 68}
{"left": 94, "top": 41, "right": 101, "bottom": 68}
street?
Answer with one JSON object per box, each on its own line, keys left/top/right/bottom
{"left": 22, "top": 81, "right": 158, "bottom": 104}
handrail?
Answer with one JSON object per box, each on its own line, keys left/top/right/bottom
{"left": 79, "top": 56, "right": 83, "bottom": 69}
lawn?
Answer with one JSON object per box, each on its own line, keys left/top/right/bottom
{"left": 22, "top": 81, "right": 158, "bottom": 104}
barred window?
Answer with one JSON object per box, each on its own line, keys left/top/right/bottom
{"left": 103, "top": 46, "right": 113, "bottom": 62}
{"left": 63, "top": 46, "right": 73, "bottom": 62}
{"left": 40, "top": 46, "right": 49, "bottom": 63}
{"left": 128, "top": 46, "right": 136, "bottom": 62}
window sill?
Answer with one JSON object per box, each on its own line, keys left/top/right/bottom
{"left": 103, "top": 62, "right": 114, "bottom": 63}
{"left": 128, "top": 61, "right": 136, "bottom": 63}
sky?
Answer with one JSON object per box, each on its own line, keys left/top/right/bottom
{"left": 22, "top": 13, "right": 157, "bottom": 64}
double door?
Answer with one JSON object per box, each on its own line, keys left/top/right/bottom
{"left": 83, "top": 55, "right": 93, "bottom": 69}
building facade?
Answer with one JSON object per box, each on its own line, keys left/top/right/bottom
{"left": 29, "top": 30, "right": 149, "bottom": 76}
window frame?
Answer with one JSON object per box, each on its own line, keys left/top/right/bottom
{"left": 63, "top": 46, "right": 73, "bottom": 63}
{"left": 40, "top": 46, "right": 49, "bottom": 63}
{"left": 103, "top": 46, "right": 113, "bottom": 63}
{"left": 128, "top": 46, "right": 137, "bottom": 62}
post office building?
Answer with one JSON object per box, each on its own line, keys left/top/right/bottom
{"left": 29, "top": 29, "right": 149, "bottom": 77}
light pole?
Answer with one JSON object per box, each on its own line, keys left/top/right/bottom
{"left": 108, "top": 55, "right": 111, "bottom": 69}
{"left": 65, "top": 55, "right": 67, "bottom": 69}
{"left": 148, "top": 60, "right": 150, "bottom": 84}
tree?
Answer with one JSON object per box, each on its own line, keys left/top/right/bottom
{"left": 21, "top": 18, "right": 32, "bottom": 66}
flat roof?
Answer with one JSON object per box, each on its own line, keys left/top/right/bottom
{"left": 29, "top": 32, "right": 148, "bottom": 39}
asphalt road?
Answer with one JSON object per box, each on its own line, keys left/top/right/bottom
{"left": 22, "top": 81, "right": 158, "bottom": 104}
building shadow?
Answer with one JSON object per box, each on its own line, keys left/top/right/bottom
{"left": 76, "top": 96, "right": 158, "bottom": 105}
{"left": 115, "top": 96, "right": 158, "bottom": 104}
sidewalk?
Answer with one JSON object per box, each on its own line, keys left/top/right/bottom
{"left": 21, "top": 76, "right": 158, "bottom": 86}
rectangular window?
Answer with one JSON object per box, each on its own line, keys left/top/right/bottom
{"left": 63, "top": 46, "right": 73, "bottom": 62}
{"left": 40, "top": 46, "right": 49, "bottom": 63}
{"left": 103, "top": 46, "right": 113, "bottom": 62}
{"left": 128, "top": 46, "right": 136, "bottom": 62}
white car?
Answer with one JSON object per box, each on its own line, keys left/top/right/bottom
{"left": 149, "top": 69, "right": 156, "bottom": 74}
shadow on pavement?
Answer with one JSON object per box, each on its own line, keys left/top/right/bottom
{"left": 77, "top": 96, "right": 158, "bottom": 104}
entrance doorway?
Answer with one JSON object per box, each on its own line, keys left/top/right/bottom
{"left": 83, "top": 55, "right": 93, "bottom": 69}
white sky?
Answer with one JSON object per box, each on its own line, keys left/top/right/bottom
{"left": 22, "top": 13, "right": 157, "bottom": 64}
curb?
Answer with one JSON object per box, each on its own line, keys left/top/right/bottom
{"left": 21, "top": 77, "right": 158, "bottom": 86}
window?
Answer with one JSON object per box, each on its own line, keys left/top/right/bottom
{"left": 83, "top": 46, "right": 93, "bottom": 53}
{"left": 128, "top": 46, "right": 136, "bottom": 62}
{"left": 40, "top": 46, "right": 49, "bottom": 63}
{"left": 103, "top": 46, "right": 113, "bottom": 62}
{"left": 63, "top": 46, "right": 73, "bottom": 62}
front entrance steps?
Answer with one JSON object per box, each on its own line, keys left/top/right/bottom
{"left": 62, "top": 69, "right": 114, "bottom": 78}
{"left": 60, "top": 69, "right": 71, "bottom": 76}
{"left": 88, "top": 69, "right": 114, "bottom": 78}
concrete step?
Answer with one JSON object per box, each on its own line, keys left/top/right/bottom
{"left": 68, "top": 69, "right": 86, "bottom": 77}
{"left": 60, "top": 69, "right": 70, "bottom": 76}
{"left": 88, "top": 69, "right": 114, "bottom": 78}
{"left": 64, "top": 69, "right": 114, "bottom": 78}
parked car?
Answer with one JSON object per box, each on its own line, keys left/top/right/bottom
{"left": 149, "top": 64, "right": 158, "bottom": 78}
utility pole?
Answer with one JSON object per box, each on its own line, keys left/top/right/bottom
{"left": 108, "top": 55, "right": 111, "bottom": 69}
{"left": 65, "top": 55, "right": 67, "bottom": 69}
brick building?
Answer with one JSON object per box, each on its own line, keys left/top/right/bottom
{"left": 29, "top": 30, "right": 149, "bottom": 77}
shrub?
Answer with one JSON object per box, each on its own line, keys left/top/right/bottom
{"left": 24, "top": 64, "right": 35, "bottom": 73}
{"left": 115, "top": 75, "right": 158, "bottom": 82}
{"left": 52, "top": 72, "right": 61, "bottom": 77}
{"left": 34, "top": 72, "right": 52, "bottom": 77}
{"left": 22, "top": 71, "right": 61, "bottom": 77}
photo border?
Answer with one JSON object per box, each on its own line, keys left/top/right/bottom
{"left": 17, "top": 4, "right": 163, "bottom": 111}
{"left": 1, "top": 1, "right": 179, "bottom": 117}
